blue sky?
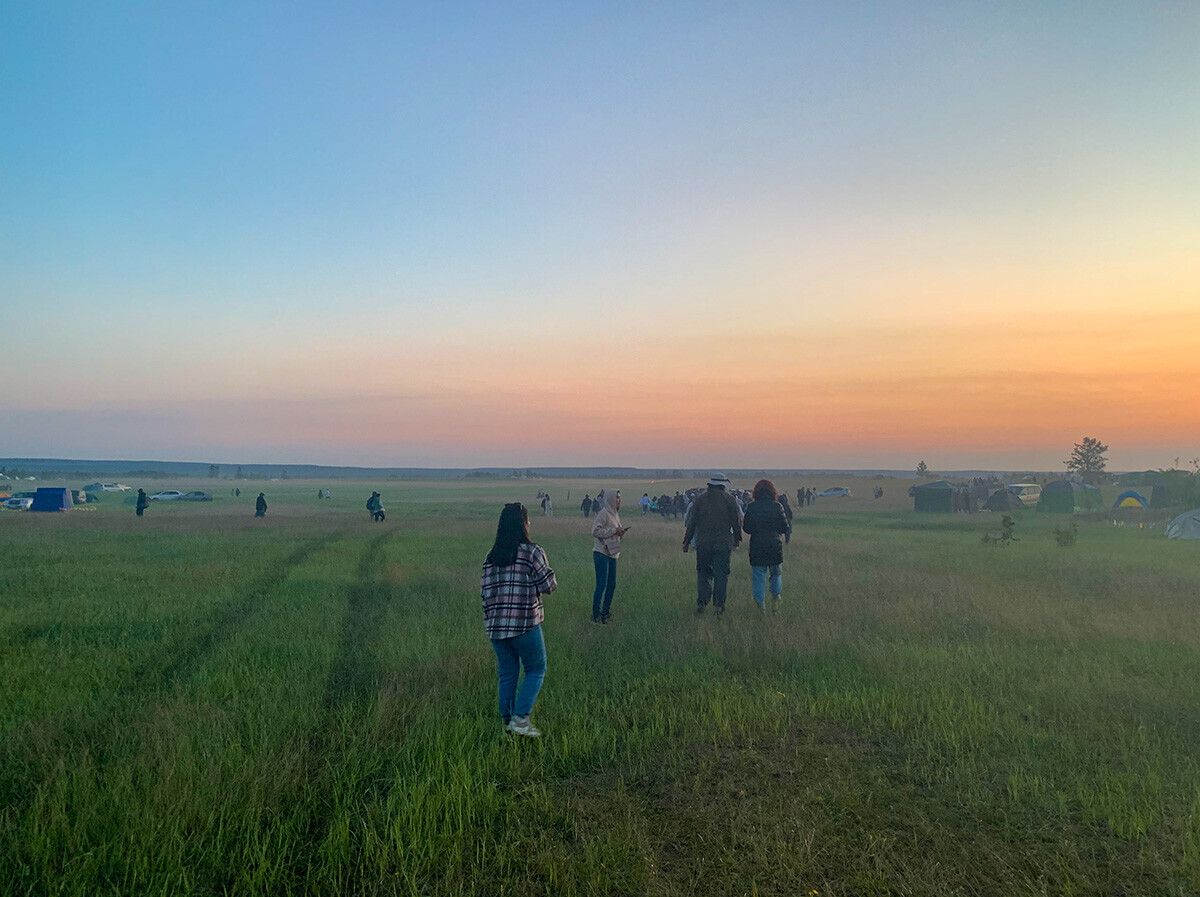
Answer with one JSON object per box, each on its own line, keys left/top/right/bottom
{"left": 3, "top": 2, "right": 1198, "bottom": 468}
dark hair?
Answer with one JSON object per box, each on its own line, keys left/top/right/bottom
{"left": 752, "top": 479, "right": 778, "bottom": 501}
{"left": 487, "top": 502, "right": 530, "bottom": 566}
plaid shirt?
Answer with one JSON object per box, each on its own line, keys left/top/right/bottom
{"left": 481, "top": 543, "right": 557, "bottom": 639}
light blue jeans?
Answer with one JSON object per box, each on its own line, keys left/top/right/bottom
{"left": 491, "top": 625, "right": 547, "bottom": 724}
{"left": 751, "top": 564, "right": 783, "bottom": 607}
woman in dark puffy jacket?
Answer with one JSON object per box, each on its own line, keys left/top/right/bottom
{"left": 740, "top": 479, "right": 791, "bottom": 613}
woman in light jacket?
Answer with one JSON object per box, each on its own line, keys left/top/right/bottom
{"left": 590, "top": 489, "right": 628, "bottom": 624}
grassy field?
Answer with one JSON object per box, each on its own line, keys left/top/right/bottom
{"left": 2, "top": 475, "right": 1199, "bottom": 896}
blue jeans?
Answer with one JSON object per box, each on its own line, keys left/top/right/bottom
{"left": 491, "top": 625, "right": 547, "bottom": 724}
{"left": 751, "top": 564, "right": 783, "bottom": 606}
{"left": 592, "top": 551, "right": 617, "bottom": 618}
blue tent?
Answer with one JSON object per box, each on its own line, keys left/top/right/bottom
{"left": 30, "top": 487, "right": 73, "bottom": 512}
{"left": 1112, "top": 490, "right": 1149, "bottom": 510}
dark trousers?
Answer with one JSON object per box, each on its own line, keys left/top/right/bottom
{"left": 136, "top": 507, "right": 144, "bottom": 517}
{"left": 695, "top": 545, "right": 732, "bottom": 610}
{"left": 592, "top": 551, "right": 617, "bottom": 618}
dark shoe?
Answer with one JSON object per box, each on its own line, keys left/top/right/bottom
{"left": 600, "top": 612, "right": 611, "bottom": 624}
{"left": 591, "top": 615, "right": 602, "bottom": 624}
{"left": 714, "top": 607, "right": 724, "bottom": 619}
{"left": 694, "top": 606, "right": 706, "bottom": 616}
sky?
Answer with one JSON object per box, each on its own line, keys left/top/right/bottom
{"left": 2, "top": 1, "right": 1198, "bottom": 470}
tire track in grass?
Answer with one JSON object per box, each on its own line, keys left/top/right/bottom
{"left": 0, "top": 531, "right": 346, "bottom": 815}
{"left": 130, "top": 530, "right": 347, "bottom": 695}
{"left": 322, "top": 530, "right": 394, "bottom": 711}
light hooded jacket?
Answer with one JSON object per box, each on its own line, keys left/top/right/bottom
{"left": 592, "top": 490, "right": 624, "bottom": 558}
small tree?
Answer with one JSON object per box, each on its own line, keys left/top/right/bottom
{"left": 916, "top": 460, "right": 929, "bottom": 478}
{"left": 1065, "top": 437, "right": 1109, "bottom": 484}
{"left": 208, "top": 464, "right": 220, "bottom": 479}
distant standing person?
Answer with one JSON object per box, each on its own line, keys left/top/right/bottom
{"left": 135, "top": 488, "right": 149, "bottom": 518}
{"left": 591, "top": 489, "right": 628, "bottom": 624}
{"left": 255, "top": 493, "right": 267, "bottom": 518}
{"left": 682, "top": 473, "right": 742, "bottom": 617}
{"left": 741, "top": 479, "right": 791, "bottom": 614}
{"left": 778, "top": 492, "right": 793, "bottom": 543}
{"left": 317, "top": 489, "right": 323, "bottom": 500}
{"left": 324, "top": 489, "right": 330, "bottom": 499}
{"left": 580, "top": 494, "right": 592, "bottom": 518}
{"left": 481, "top": 502, "right": 557, "bottom": 738}
{"left": 542, "top": 494, "right": 553, "bottom": 517}
{"left": 366, "top": 491, "right": 385, "bottom": 522}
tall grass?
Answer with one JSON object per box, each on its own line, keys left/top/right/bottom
{"left": 1, "top": 482, "right": 1198, "bottom": 895}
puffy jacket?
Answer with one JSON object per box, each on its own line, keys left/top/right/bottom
{"left": 741, "top": 498, "right": 790, "bottom": 566}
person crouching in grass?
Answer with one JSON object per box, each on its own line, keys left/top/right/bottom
{"left": 481, "top": 502, "right": 557, "bottom": 737}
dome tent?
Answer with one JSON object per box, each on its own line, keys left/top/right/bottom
{"left": 1166, "top": 509, "right": 1200, "bottom": 540}
{"left": 1112, "top": 490, "right": 1149, "bottom": 510}
{"left": 30, "top": 487, "right": 73, "bottom": 512}
{"left": 1036, "top": 480, "right": 1105, "bottom": 514}
{"left": 913, "top": 480, "right": 955, "bottom": 513}
{"left": 984, "top": 489, "right": 1026, "bottom": 512}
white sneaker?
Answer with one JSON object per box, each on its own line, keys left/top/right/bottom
{"left": 506, "top": 716, "right": 541, "bottom": 738}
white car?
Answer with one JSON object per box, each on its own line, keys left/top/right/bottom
{"left": 149, "top": 490, "right": 185, "bottom": 501}
{"left": 3, "top": 497, "right": 33, "bottom": 510}
{"left": 817, "top": 487, "right": 852, "bottom": 498}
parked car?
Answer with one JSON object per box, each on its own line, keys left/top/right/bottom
{"left": 1005, "top": 483, "right": 1043, "bottom": 507}
{"left": 3, "top": 497, "right": 33, "bottom": 510}
{"left": 180, "top": 491, "right": 213, "bottom": 502}
{"left": 149, "top": 490, "right": 185, "bottom": 501}
{"left": 817, "top": 487, "right": 852, "bottom": 498}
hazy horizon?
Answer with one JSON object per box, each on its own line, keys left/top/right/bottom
{"left": 4, "top": 3, "right": 1197, "bottom": 471}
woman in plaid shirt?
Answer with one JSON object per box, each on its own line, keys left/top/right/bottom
{"left": 481, "top": 502, "right": 557, "bottom": 737}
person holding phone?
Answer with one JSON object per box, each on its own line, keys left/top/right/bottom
{"left": 591, "top": 489, "right": 628, "bottom": 624}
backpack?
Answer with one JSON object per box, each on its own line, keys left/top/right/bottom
{"left": 366, "top": 498, "right": 374, "bottom": 510}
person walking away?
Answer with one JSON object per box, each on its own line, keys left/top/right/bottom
{"left": 742, "top": 479, "right": 791, "bottom": 614}
{"left": 591, "top": 489, "right": 628, "bottom": 624}
{"left": 480, "top": 502, "right": 557, "bottom": 737}
{"left": 255, "top": 493, "right": 267, "bottom": 518}
{"left": 367, "top": 491, "right": 385, "bottom": 521}
{"left": 778, "top": 492, "right": 793, "bottom": 543}
{"left": 581, "top": 494, "right": 592, "bottom": 518}
{"left": 638, "top": 493, "right": 650, "bottom": 515}
{"left": 544, "top": 495, "right": 553, "bottom": 517}
{"left": 135, "top": 488, "right": 149, "bottom": 518}
{"left": 683, "top": 473, "right": 742, "bottom": 617}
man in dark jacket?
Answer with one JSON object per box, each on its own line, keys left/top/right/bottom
{"left": 742, "top": 480, "right": 791, "bottom": 613}
{"left": 255, "top": 493, "right": 267, "bottom": 517}
{"left": 135, "top": 488, "right": 149, "bottom": 517}
{"left": 581, "top": 495, "right": 592, "bottom": 517}
{"left": 682, "top": 473, "right": 742, "bottom": 617}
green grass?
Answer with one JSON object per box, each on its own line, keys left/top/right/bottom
{"left": 1, "top": 478, "right": 1199, "bottom": 895}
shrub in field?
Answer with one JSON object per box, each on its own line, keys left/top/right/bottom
{"left": 1054, "top": 522, "right": 1078, "bottom": 548}
{"left": 982, "top": 515, "right": 1018, "bottom": 547}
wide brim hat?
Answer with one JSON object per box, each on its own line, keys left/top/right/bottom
{"left": 707, "top": 472, "right": 731, "bottom": 487}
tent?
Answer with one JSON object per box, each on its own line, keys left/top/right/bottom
{"left": 30, "top": 487, "right": 73, "bottom": 512}
{"left": 984, "top": 489, "right": 1026, "bottom": 512}
{"left": 1112, "top": 490, "right": 1149, "bottom": 510}
{"left": 1166, "top": 509, "right": 1200, "bottom": 540}
{"left": 1036, "top": 480, "right": 1105, "bottom": 514}
{"left": 913, "top": 480, "right": 955, "bottom": 513}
